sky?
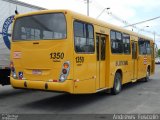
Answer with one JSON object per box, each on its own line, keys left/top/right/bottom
{"left": 18, "top": 0, "right": 160, "bottom": 48}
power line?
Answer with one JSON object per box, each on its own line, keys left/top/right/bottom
{"left": 124, "top": 16, "right": 160, "bottom": 27}
{"left": 87, "top": 1, "right": 160, "bottom": 40}
{"left": 96, "top": 8, "right": 110, "bottom": 19}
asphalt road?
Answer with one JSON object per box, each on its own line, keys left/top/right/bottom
{"left": 0, "top": 65, "right": 160, "bottom": 115}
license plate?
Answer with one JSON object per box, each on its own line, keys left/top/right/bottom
{"left": 32, "top": 70, "right": 42, "bottom": 75}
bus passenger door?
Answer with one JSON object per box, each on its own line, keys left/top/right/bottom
{"left": 132, "top": 41, "right": 138, "bottom": 80}
{"left": 96, "top": 34, "right": 106, "bottom": 89}
{"left": 151, "top": 43, "right": 155, "bottom": 74}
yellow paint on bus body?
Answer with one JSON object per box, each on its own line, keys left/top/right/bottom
{"left": 10, "top": 10, "right": 155, "bottom": 94}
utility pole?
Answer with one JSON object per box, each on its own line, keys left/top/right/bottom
{"left": 87, "top": 0, "right": 89, "bottom": 16}
{"left": 153, "top": 31, "right": 155, "bottom": 43}
{"left": 84, "top": 0, "right": 90, "bottom": 16}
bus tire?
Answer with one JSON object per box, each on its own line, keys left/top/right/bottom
{"left": 144, "top": 68, "right": 150, "bottom": 82}
{"left": 111, "top": 72, "right": 122, "bottom": 95}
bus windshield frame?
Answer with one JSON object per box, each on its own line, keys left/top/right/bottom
{"left": 12, "top": 12, "right": 67, "bottom": 41}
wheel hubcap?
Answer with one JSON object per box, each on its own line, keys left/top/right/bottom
{"left": 116, "top": 78, "right": 120, "bottom": 91}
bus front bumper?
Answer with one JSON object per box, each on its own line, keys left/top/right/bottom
{"left": 10, "top": 78, "right": 74, "bottom": 93}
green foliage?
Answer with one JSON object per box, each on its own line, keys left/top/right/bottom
{"left": 158, "top": 49, "right": 160, "bottom": 57}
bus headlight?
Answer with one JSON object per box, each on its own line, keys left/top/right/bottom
{"left": 59, "top": 61, "right": 70, "bottom": 82}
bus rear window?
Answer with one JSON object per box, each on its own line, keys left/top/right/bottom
{"left": 13, "top": 13, "right": 66, "bottom": 41}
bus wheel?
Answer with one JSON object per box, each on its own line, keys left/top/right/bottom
{"left": 111, "top": 72, "right": 122, "bottom": 95}
{"left": 144, "top": 68, "right": 150, "bottom": 82}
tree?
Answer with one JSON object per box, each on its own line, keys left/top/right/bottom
{"left": 158, "top": 49, "right": 160, "bottom": 57}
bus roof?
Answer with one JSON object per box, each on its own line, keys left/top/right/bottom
{"left": 14, "top": 9, "right": 153, "bottom": 41}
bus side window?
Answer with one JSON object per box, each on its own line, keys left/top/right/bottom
{"left": 74, "top": 20, "right": 94, "bottom": 53}
{"left": 110, "top": 30, "right": 123, "bottom": 54}
{"left": 138, "top": 38, "right": 151, "bottom": 55}
{"left": 146, "top": 40, "right": 151, "bottom": 55}
{"left": 138, "top": 38, "right": 146, "bottom": 55}
{"left": 123, "top": 33, "right": 130, "bottom": 54}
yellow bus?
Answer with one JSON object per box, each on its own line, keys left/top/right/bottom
{"left": 10, "top": 10, "right": 155, "bottom": 94}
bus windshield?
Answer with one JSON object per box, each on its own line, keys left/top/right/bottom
{"left": 13, "top": 13, "right": 66, "bottom": 41}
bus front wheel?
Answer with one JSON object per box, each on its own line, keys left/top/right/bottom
{"left": 111, "top": 72, "right": 122, "bottom": 95}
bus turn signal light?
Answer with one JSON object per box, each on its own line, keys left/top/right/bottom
{"left": 59, "top": 61, "right": 70, "bottom": 82}
{"left": 63, "top": 63, "right": 69, "bottom": 69}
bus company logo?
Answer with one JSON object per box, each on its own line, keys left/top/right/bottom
{"left": 116, "top": 61, "right": 128, "bottom": 66}
{"left": 1, "top": 15, "right": 15, "bottom": 49}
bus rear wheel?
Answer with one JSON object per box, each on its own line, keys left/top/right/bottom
{"left": 111, "top": 72, "right": 122, "bottom": 95}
